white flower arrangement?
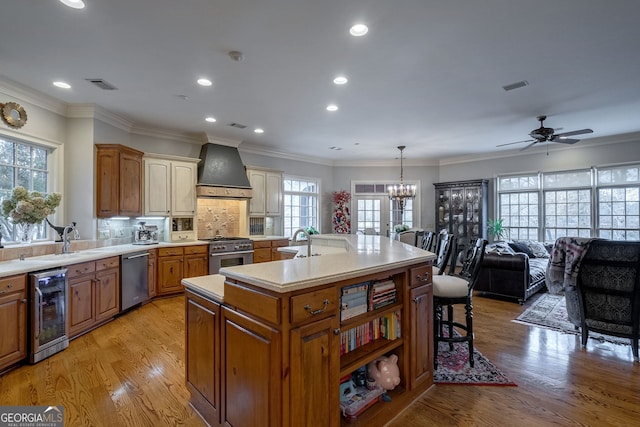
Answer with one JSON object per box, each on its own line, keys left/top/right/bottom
{"left": 2, "top": 186, "right": 62, "bottom": 225}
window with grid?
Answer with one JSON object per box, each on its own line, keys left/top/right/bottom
{"left": 283, "top": 176, "right": 319, "bottom": 238}
{"left": 0, "top": 138, "right": 52, "bottom": 242}
{"left": 497, "top": 174, "right": 540, "bottom": 240}
{"left": 596, "top": 164, "right": 640, "bottom": 240}
{"left": 543, "top": 170, "right": 592, "bottom": 241}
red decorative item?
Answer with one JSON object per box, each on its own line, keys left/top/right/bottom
{"left": 332, "top": 190, "right": 351, "bottom": 234}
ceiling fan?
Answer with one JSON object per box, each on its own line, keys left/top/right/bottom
{"left": 497, "top": 115, "right": 593, "bottom": 151}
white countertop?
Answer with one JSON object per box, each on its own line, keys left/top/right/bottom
{"left": 0, "top": 240, "right": 208, "bottom": 277}
{"left": 220, "top": 234, "right": 435, "bottom": 293}
{"left": 182, "top": 274, "right": 225, "bottom": 303}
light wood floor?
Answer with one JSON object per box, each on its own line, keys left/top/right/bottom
{"left": 1, "top": 293, "right": 639, "bottom": 426}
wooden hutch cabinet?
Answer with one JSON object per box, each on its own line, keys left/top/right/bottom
{"left": 434, "top": 179, "right": 488, "bottom": 261}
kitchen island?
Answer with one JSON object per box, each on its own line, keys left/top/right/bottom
{"left": 182, "top": 235, "right": 435, "bottom": 427}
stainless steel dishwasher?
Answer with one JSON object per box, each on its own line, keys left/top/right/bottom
{"left": 121, "top": 251, "right": 149, "bottom": 311}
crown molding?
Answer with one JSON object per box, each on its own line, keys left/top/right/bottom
{"left": 238, "top": 142, "right": 336, "bottom": 166}
{"left": 130, "top": 123, "right": 202, "bottom": 144}
{"left": 0, "top": 76, "right": 66, "bottom": 115}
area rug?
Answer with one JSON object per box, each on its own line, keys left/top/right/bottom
{"left": 434, "top": 337, "right": 517, "bottom": 386}
{"left": 513, "top": 292, "right": 629, "bottom": 346}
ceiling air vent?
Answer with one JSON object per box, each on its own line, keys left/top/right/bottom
{"left": 228, "top": 122, "right": 248, "bottom": 129}
{"left": 85, "top": 78, "right": 118, "bottom": 90}
{"left": 502, "top": 80, "right": 529, "bottom": 92}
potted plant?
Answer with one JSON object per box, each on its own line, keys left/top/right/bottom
{"left": 487, "top": 218, "right": 509, "bottom": 242}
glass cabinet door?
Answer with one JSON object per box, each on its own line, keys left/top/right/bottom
{"left": 436, "top": 188, "right": 451, "bottom": 233}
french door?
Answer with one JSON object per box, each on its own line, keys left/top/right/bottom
{"left": 353, "top": 196, "right": 391, "bottom": 236}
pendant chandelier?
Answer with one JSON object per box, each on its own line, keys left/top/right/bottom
{"left": 388, "top": 145, "right": 416, "bottom": 213}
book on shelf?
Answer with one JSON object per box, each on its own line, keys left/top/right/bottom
{"left": 340, "top": 309, "right": 402, "bottom": 355}
{"left": 341, "top": 282, "right": 370, "bottom": 321}
{"left": 368, "top": 279, "right": 397, "bottom": 311}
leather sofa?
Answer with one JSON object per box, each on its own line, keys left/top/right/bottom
{"left": 475, "top": 241, "right": 549, "bottom": 304}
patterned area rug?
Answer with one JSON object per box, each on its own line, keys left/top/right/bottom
{"left": 434, "top": 337, "right": 517, "bottom": 386}
{"left": 513, "top": 292, "right": 629, "bottom": 346}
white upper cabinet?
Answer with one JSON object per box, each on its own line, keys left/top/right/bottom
{"left": 144, "top": 156, "right": 197, "bottom": 217}
{"left": 247, "top": 167, "right": 282, "bottom": 216}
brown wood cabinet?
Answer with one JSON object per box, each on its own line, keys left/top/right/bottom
{"left": 184, "top": 245, "right": 208, "bottom": 278}
{"left": 68, "top": 257, "right": 120, "bottom": 338}
{"left": 148, "top": 249, "right": 157, "bottom": 298}
{"left": 253, "top": 238, "right": 290, "bottom": 263}
{"left": 0, "top": 274, "right": 27, "bottom": 371}
{"left": 186, "top": 290, "right": 220, "bottom": 425}
{"left": 96, "top": 144, "right": 144, "bottom": 218}
{"left": 186, "top": 261, "right": 433, "bottom": 426}
{"left": 157, "top": 245, "right": 209, "bottom": 296}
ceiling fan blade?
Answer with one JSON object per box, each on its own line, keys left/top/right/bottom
{"left": 554, "top": 128, "right": 593, "bottom": 138}
{"left": 496, "top": 139, "right": 535, "bottom": 147}
{"left": 519, "top": 141, "right": 538, "bottom": 151}
{"left": 550, "top": 136, "right": 581, "bottom": 144}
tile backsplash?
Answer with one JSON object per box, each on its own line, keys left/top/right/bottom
{"left": 197, "top": 199, "right": 247, "bottom": 239}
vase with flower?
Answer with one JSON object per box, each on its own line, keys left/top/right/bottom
{"left": 1, "top": 186, "right": 62, "bottom": 244}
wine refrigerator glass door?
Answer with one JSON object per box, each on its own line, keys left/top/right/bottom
{"left": 30, "top": 268, "right": 70, "bottom": 363}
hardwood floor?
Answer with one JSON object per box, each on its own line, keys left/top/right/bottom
{"left": 1, "top": 293, "right": 639, "bottom": 426}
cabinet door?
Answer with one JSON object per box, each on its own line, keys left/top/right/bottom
{"left": 148, "top": 256, "right": 157, "bottom": 298}
{"left": 157, "top": 256, "right": 184, "bottom": 295}
{"left": 265, "top": 172, "right": 282, "bottom": 215}
{"left": 221, "top": 307, "right": 281, "bottom": 427}
{"left": 184, "top": 254, "right": 208, "bottom": 278}
{"left": 290, "top": 315, "right": 340, "bottom": 427}
{"left": 95, "top": 268, "right": 120, "bottom": 322}
{"left": 96, "top": 147, "right": 119, "bottom": 218}
{"left": 253, "top": 247, "right": 272, "bottom": 263}
{"left": 119, "top": 151, "right": 143, "bottom": 217}
{"left": 186, "top": 291, "right": 220, "bottom": 425}
{"left": 0, "top": 283, "right": 27, "bottom": 369}
{"left": 144, "top": 158, "right": 171, "bottom": 216}
{"left": 409, "top": 283, "right": 433, "bottom": 389}
{"left": 172, "top": 161, "right": 197, "bottom": 216}
{"left": 248, "top": 170, "right": 266, "bottom": 216}
{"left": 68, "top": 275, "right": 95, "bottom": 337}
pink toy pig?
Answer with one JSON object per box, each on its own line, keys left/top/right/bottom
{"left": 366, "top": 354, "right": 400, "bottom": 391}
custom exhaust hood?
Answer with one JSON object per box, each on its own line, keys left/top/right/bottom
{"left": 196, "top": 140, "right": 253, "bottom": 199}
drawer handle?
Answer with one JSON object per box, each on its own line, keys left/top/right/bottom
{"left": 416, "top": 272, "right": 431, "bottom": 282}
{"left": 304, "top": 299, "right": 330, "bottom": 315}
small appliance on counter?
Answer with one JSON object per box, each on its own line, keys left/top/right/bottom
{"left": 133, "top": 221, "right": 159, "bottom": 245}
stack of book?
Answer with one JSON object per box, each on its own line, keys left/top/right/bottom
{"left": 341, "top": 282, "right": 370, "bottom": 321}
{"left": 368, "top": 280, "right": 396, "bottom": 310}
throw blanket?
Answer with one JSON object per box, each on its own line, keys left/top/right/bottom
{"left": 545, "top": 237, "right": 597, "bottom": 294}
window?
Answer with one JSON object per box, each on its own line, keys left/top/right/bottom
{"left": 283, "top": 176, "right": 319, "bottom": 238}
{"left": 497, "top": 163, "right": 640, "bottom": 242}
{"left": 0, "top": 137, "right": 52, "bottom": 242}
{"left": 597, "top": 164, "right": 640, "bottom": 240}
{"left": 353, "top": 182, "right": 419, "bottom": 236}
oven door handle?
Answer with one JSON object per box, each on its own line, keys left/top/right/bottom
{"left": 34, "top": 286, "right": 43, "bottom": 340}
{"left": 210, "top": 250, "right": 254, "bottom": 257}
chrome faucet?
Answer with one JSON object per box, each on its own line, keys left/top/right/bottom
{"left": 292, "top": 228, "right": 312, "bottom": 258}
{"left": 62, "top": 222, "right": 79, "bottom": 254}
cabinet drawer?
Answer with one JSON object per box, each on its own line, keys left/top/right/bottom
{"left": 68, "top": 261, "right": 96, "bottom": 278}
{"left": 184, "top": 245, "right": 208, "bottom": 255}
{"left": 96, "top": 256, "right": 119, "bottom": 271}
{"left": 159, "top": 247, "right": 184, "bottom": 257}
{"left": 290, "top": 287, "right": 338, "bottom": 324}
{"left": 0, "top": 274, "right": 26, "bottom": 294}
{"left": 171, "top": 231, "right": 196, "bottom": 242}
{"left": 253, "top": 240, "right": 272, "bottom": 249}
{"left": 271, "top": 239, "right": 290, "bottom": 248}
{"left": 409, "top": 265, "right": 432, "bottom": 287}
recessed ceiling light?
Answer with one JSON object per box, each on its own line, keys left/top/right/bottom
{"left": 53, "top": 81, "right": 71, "bottom": 89}
{"left": 326, "top": 104, "right": 339, "bottom": 112}
{"left": 349, "top": 24, "right": 368, "bottom": 37}
{"left": 333, "top": 76, "right": 348, "bottom": 85}
{"left": 59, "top": 0, "right": 85, "bottom": 9}
{"left": 197, "top": 78, "right": 212, "bottom": 87}
{"left": 205, "top": 117, "right": 217, "bottom": 123}
{"left": 329, "top": 146, "right": 343, "bottom": 151}
{"left": 254, "top": 128, "right": 264, "bottom": 134}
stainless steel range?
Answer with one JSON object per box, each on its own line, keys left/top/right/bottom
{"left": 205, "top": 237, "right": 254, "bottom": 274}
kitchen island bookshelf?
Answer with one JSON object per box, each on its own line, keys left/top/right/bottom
{"left": 183, "top": 234, "right": 435, "bottom": 427}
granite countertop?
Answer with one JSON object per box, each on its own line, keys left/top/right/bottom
{"left": 220, "top": 234, "right": 434, "bottom": 293}
{"left": 0, "top": 240, "right": 210, "bottom": 277}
